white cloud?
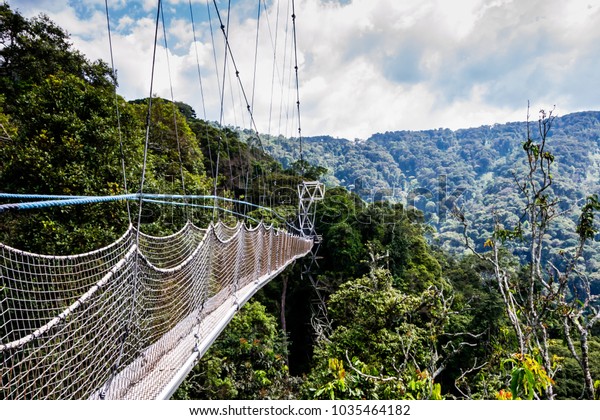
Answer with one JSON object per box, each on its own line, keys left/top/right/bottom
{"left": 290, "top": 0, "right": 600, "bottom": 136}
{"left": 167, "top": 17, "right": 194, "bottom": 52}
{"left": 116, "top": 15, "right": 135, "bottom": 32}
{"left": 11, "top": 0, "right": 600, "bottom": 139}
{"left": 141, "top": 0, "right": 157, "bottom": 13}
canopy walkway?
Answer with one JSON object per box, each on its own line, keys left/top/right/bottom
{"left": 0, "top": 220, "right": 312, "bottom": 399}
{"left": 0, "top": 0, "right": 321, "bottom": 400}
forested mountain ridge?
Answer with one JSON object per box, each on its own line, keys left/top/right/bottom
{"left": 255, "top": 111, "right": 600, "bottom": 269}
{"left": 259, "top": 111, "right": 600, "bottom": 205}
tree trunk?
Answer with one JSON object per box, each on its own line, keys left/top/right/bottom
{"left": 280, "top": 274, "right": 288, "bottom": 334}
{"left": 579, "top": 330, "right": 596, "bottom": 399}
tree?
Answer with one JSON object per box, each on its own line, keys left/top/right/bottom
{"left": 0, "top": 4, "right": 142, "bottom": 253}
{"left": 173, "top": 301, "right": 298, "bottom": 399}
{"left": 285, "top": 159, "right": 327, "bottom": 181}
{"left": 128, "top": 98, "right": 210, "bottom": 195}
{"left": 302, "top": 268, "right": 455, "bottom": 399}
{"left": 0, "top": 71, "right": 139, "bottom": 253}
{"left": 0, "top": 3, "right": 112, "bottom": 108}
{"left": 457, "top": 106, "right": 600, "bottom": 399}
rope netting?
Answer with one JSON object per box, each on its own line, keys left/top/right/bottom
{"left": 0, "top": 0, "right": 317, "bottom": 401}
{"left": 0, "top": 221, "right": 312, "bottom": 399}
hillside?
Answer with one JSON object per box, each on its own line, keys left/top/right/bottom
{"left": 257, "top": 111, "right": 600, "bottom": 263}
{"left": 260, "top": 111, "right": 600, "bottom": 205}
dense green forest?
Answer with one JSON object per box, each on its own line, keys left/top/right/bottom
{"left": 251, "top": 110, "right": 600, "bottom": 289}
{"left": 1, "top": 4, "right": 599, "bottom": 400}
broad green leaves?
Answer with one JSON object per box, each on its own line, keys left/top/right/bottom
{"left": 500, "top": 353, "right": 555, "bottom": 400}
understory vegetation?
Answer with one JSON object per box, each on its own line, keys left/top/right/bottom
{"left": 1, "top": 4, "right": 599, "bottom": 400}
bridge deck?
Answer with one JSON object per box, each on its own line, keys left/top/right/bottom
{"left": 89, "top": 249, "right": 307, "bottom": 400}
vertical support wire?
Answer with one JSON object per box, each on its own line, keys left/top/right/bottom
{"left": 160, "top": 1, "right": 189, "bottom": 218}
{"left": 104, "top": 0, "right": 132, "bottom": 224}
{"left": 277, "top": 0, "right": 290, "bottom": 138}
{"left": 210, "top": 0, "right": 230, "bottom": 221}
{"left": 290, "top": 0, "right": 303, "bottom": 169}
{"left": 189, "top": 0, "right": 215, "bottom": 180}
{"left": 242, "top": 0, "right": 263, "bottom": 219}
{"left": 100, "top": 0, "right": 163, "bottom": 401}
{"left": 266, "top": 0, "right": 281, "bottom": 136}
{"left": 211, "top": 0, "right": 265, "bottom": 152}
{"left": 137, "top": 0, "right": 162, "bottom": 236}
{"left": 251, "top": 0, "right": 261, "bottom": 112}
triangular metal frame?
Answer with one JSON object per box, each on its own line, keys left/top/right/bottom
{"left": 297, "top": 181, "right": 325, "bottom": 237}
{"left": 297, "top": 181, "right": 331, "bottom": 340}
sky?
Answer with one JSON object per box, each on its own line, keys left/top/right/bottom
{"left": 10, "top": 0, "right": 600, "bottom": 140}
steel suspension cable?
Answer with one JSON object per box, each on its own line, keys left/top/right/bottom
{"left": 211, "top": 0, "right": 264, "bottom": 151}
{"left": 100, "top": 0, "right": 163, "bottom": 399}
{"left": 211, "top": 0, "right": 249, "bottom": 222}
{"left": 211, "top": 0, "right": 269, "bottom": 220}
{"left": 251, "top": 0, "right": 261, "bottom": 112}
{"left": 222, "top": 6, "right": 249, "bottom": 218}
{"left": 159, "top": 2, "right": 189, "bottom": 216}
{"left": 211, "top": 0, "right": 231, "bottom": 220}
{"left": 225, "top": 65, "right": 239, "bottom": 200}
{"left": 236, "top": 0, "right": 264, "bottom": 219}
{"left": 266, "top": 0, "right": 282, "bottom": 136}
{"left": 277, "top": 0, "right": 290, "bottom": 137}
{"left": 291, "top": 0, "right": 303, "bottom": 167}
{"left": 104, "top": 0, "right": 132, "bottom": 224}
{"left": 206, "top": 0, "right": 222, "bottom": 220}
{"left": 222, "top": 1, "right": 239, "bottom": 193}
{"left": 227, "top": 60, "right": 239, "bottom": 127}
{"left": 188, "top": 0, "right": 215, "bottom": 181}
{"left": 284, "top": 34, "right": 295, "bottom": 145}
{"left": 207, "top": 0, "right": 223, "bottom": 111}
{"left": 183, "top": 0, "right": 214, "bottom": 344}
{"left": 136, "top": 0, "right": 162, "bottom": 235}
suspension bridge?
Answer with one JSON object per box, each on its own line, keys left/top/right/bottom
{"left": 0, "top": 199, "right": 315, "bottom": 399}
{"left": 0, "top": 0, "right": 325, "bottom": 400}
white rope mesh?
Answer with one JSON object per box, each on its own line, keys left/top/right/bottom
{"left": 0, "top": 221, "right": 312, "bottom": 399}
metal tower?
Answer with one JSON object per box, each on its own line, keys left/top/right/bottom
{"left": 297, "top": 181, "right": 330, "bottom": 340}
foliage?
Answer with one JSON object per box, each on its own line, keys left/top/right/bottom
{"left": 295, "top": 108, "right": 600, "bottom": 401}
{"left": 173, "top": 301, "right": 298, "bottom": 400}
{"left": 456, "top": 107, "right": 600, "bottom": 399}
{"left": 500, "top": 353, "right": 555, "bottom": 400}
{"left": 308, "top": 357, "right": 441, "bottom": 400}
{"left": 257, "top": 109, "right": 600, "bottom": 290}
{"left": 549, "top": 337, "right": 600, "bottom": 399}
{"left": 284, "top": 159, "right": 328, "bottom": 181}
{"left": 577, "top": 194, "right": 600, "bottom": 241}
{"left": 0, "top": 5, "right": 218, "bottom": 251}
{"left": 129, "top": 98, "right": 208, "bottom": 193}
{"left": 302, "top": 269, "right": 452, "bottom": 400}
{"left": 0, "top": 3, "right": 113, "bottom": 107}
{"left": 0, "top": 60, "right": 139, "bottom": 252}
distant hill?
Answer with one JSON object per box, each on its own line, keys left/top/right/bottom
{"left": 260, "top": 111, "right": 600, "bottom": 200}
{"left": 251, "top": 110, "right": 600, "bottom": 284}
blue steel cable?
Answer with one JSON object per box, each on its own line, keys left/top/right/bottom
{"left": 0, "top": 192, "right": 275, "bottom": 214}
{"left": 0, "top": 193, "right": 88, "bottom": 200}
{"left": 0, "top": 193, "right": 302, "bottom": 233}
{"left": 0, "top": 192, "right": 276, "bottom": 214}
{"left": 0, "top": 194, "right": 138, "bottom": 213}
